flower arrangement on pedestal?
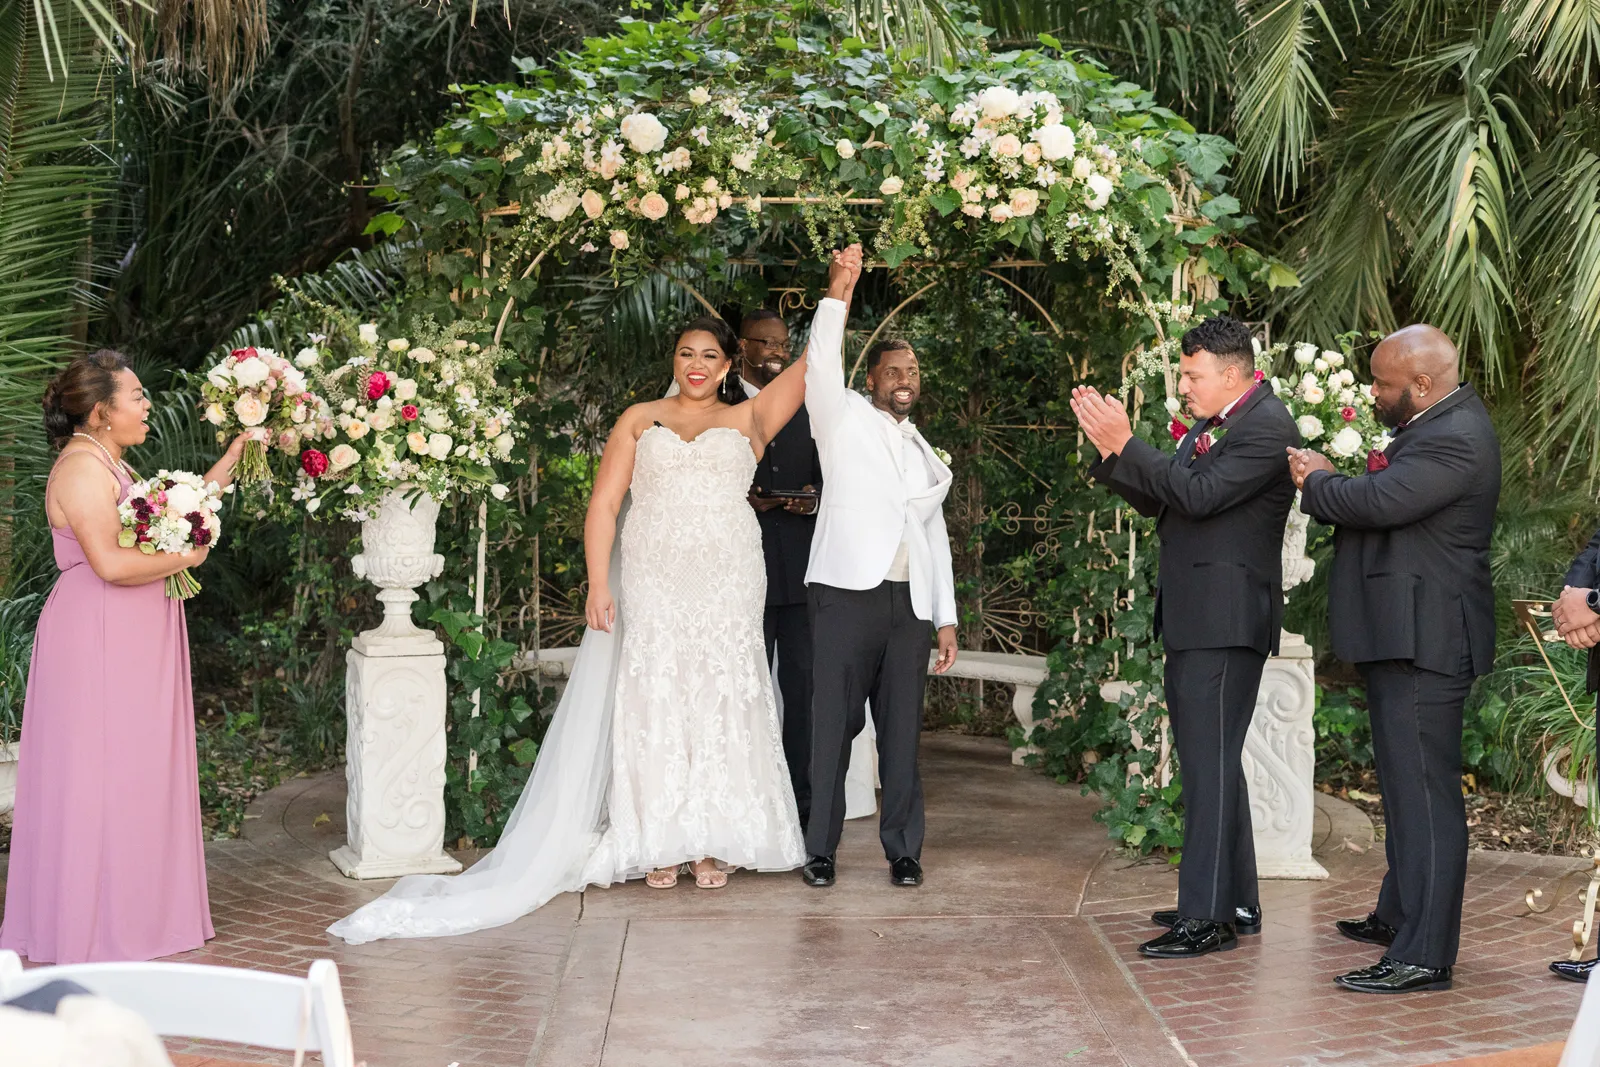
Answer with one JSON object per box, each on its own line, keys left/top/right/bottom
{"left": 1267, "top": 340, "right": 1388, "bottom": 477}
{"left": 283, "top": 318, "right": 522, "bottom": 520}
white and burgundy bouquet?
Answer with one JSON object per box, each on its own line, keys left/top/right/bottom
{"left": 199, "top": 346, "right": 317, "bottom": 485}
{"left": 116, "top": 471, "right": 224, "bottom": 599}
{"left": 1267, "top": 340, "right": 1388, "bottom": 477}
{"left": 285, "top": 318, "right": 522, "bottom": 520}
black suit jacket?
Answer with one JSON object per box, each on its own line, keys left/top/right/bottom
{"left": 1089, "top": 383, "right": 1301, "bottom": 656}
{"left": 754, "top": 402, "right": 823, "bottom": 607}
{"left": 1300, "top": 384, "right": 1500, "bottom": 676}
{"left": 1563, "top": 526, "right": 1600, "bottom": 694}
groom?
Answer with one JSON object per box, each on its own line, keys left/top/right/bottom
{"left": 802, "top": 251, "right": 959, "bottom": 889}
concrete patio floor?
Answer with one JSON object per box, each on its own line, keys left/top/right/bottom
{"left": 2, "top": 733, "right": 1592, "bottom": 1066}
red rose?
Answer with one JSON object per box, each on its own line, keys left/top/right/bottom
{"left": 1254, "top": 369, "right": 1266, "bottom": 382}
{"left": 135, "top": 522, "right": 149, "bottom": 535}
{"left": 230, "top": 346, "right": 257, "bottom": 360}
{"left": 366, "top": 371, "right": 390, "bottom": 401}
{"left": 301, "top": 448, "right": 330, "bottom": 478}
{"left": 401, "top": 404, "right": 420, "bottom": 421}
{"left": 1341, "top": 407, "right": 1357, "bottom": 422}
{"left": 1169, "top": 417, "right": 1190, "bottom": 441}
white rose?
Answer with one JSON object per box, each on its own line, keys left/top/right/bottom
{"left": 1293, "top": 342, "right": 1317, "bottom": 365}
{"left": 620, "top": 113, "right": 668, "bottom": 154}
{"left": 1337, "top": 369, "right": 1356, "bottom": 388}
{"left": 406, "top": 431, "right": 428, "bottom": 453}
{"left": 165, "top": 482, "right": 205, "bottom": 515}
{"left": 541, "top": 187, "right": 581, "bottom": 222}
{"left": 328, "top": 444, "right": 359, "bottom": 472}
{"left": 1302, "top": 385, "right": 1325, "bottom": 405}
{"left": 205, "top": 363, "right": 234, "bottom": 389}
{"left": 425, "top": 409, "right": 451, "bottom": 431}
{"left": 358, "top": 323, "right": 380, "bottom": 346}
{"left": 1071, "top": 157, "right": 1094, "bottom": 181}
{"left": 1032, "top": 122, "right": 1076, "bottom": 161}
{"left": 977, "top": 85, "right": 1021, "bottom": 119}
{"left": 880, "top": 176, "right": 905, "bottom": 195}
{"left": 961, "top": 202, "right": 985, "bottom": 218}
{"left": 233, "top": 394, "right": 267, "bottom": 427}
{"left": 1314, "top": 358, "right": 1329, "bottom": 373}
{"left": 1085, "top": 173, "right": 1113, "bottom": 209}
{"left": 1323, "top": 349, "right": 1345, "bottom": 367}
{"left": 345, "top": 419, "right": 370, "bottom": 440}
{"left": 1329, "top": 426, "right": 1364, "bottom": 458}
{"left": 230, "top": 356, "right": 269, "bottom": 388}
{"left": 1297, "top": 414, "right": 1324, "bottom": 441}
{"left": 368, "top": 409, "right": 394, "bottom": 432}
{"left": 835, "top": 138, "right": 856, "bottom": 159}
{"left": 1008, "top": 188, "right": 1040, "bottom": 217}
{"left": 1338, "top": 388, "right": 1356, "bottom": 405}
{"left": 730, "top": 149, "right": 757, "bottom": 172}
{"left": 427, "top": 433, "right": 454, "bottom": 460}
{"left": 581, "top": 189, "right": 605, "bottom": 219}
{"left": 496, "top": 432, "right": 515, "bottom": 457}
{"left": 639, "top": 192, "right": 670, "bottom": 220}
{"left": 204, "top": 403, "right": 227, "bottom": 426}
{"left": 1022, "top": 142, "right": 1043, "bottom": 165}
{"left": 490, "top": 483, "right": 509, "bottom": 501}
{"left": 340, "top": 397, "right": 357, "bottom": 414}
{"left": 990, "top": 133, "right": 1023, "bottom": 159}
{"left": 688, "top": 87, "right": 712, "bottom": 106}
{"left": 610, "top": 229, "right": 630, "bottom": 250}
{"left": 1165, "top": 396, "right": 1181, "bottom": 415}
{"left": 394, "top": 378, "right": 418, "bottom": 401}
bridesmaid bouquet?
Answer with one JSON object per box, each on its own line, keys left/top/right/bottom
{"left": 199, "top": 346, "right": 316, "bottom": 485}
{"left": 117, "top": 471, "right": 224, "bottom": 599}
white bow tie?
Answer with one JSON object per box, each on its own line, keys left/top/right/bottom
{"left": 892, "top": 417, "right": 918, "bottom": 439}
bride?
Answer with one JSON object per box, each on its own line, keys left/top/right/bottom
{"left": 330, "top": 245, "right": 862, "bottom": 942}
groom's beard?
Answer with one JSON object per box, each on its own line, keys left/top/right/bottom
{"left": 1374, "top": 387, "right": 1418, "bottom": 429}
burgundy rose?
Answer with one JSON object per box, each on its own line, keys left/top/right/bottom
{"left": 401, "top": 404, "right": 419, "bottom": 421}
{"left": 301, "top": 448, "right": 330, "bottom": 478}
{"left": 1341, "top": 406, "right": 1357, "bottom": 422}
{"left": 192, "top": 528, "right": 213, "bottom": 547}
{"left": 1169, "top": 417, "right": 1190, "bottom": 442}
{"left": 1253, "top": 369, "right": 1266, "bottom": 382}
{"left": 366, "top": 371, "right": 391, "bottom": 401}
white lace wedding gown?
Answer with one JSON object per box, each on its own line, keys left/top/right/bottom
{"left": 329, "top": 424, "right": 804, "bottom": 944}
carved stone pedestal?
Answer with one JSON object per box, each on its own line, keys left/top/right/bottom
{"left": 330, "top": 488, "right": 461, "bottom": 880}
{"left": 1247, "top": 630, "right": 1328, "bottom": 880}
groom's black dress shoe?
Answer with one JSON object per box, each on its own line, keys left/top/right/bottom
{"left": 890, "top": 857, "right": 923, "bottom": 887}
{"left": 1334, "top": 956, "right": 1451, "bottom": 994}
{"left": 1138, "top": 918, "right": 1237, "bottom": 958}
{"left": 1152, "top": 905, "right": 1261, "bottom": 936}
{"left": 801, "top": 855, "right": 835, "bottom": 887}
{"left": 1551, "top": 958, "right": 1598, "bottom": 983}
{"left": 1336, "top": 913, "right": 1398, "bottom": 946}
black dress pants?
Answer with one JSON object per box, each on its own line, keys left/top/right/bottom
{"left": 1166, "top": 646, "right": 1266, "bottom": 923}
{"left": 1362, "top": 658, "right": 1474, "bottom": 970}
{"left": 765, "top": 602, "right": 814, "bottom": 832}
{"left": 806, "top": 581, "right": 929, "bottom": 862}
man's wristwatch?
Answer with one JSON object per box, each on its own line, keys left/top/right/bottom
{"left": 1587, "top": 588, "right": 1599, "bottom": 614}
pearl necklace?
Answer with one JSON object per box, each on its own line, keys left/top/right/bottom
{"left": 72, "top": 432, "right": 129, "bottom": 476}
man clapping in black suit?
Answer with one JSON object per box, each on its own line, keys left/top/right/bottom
{"left": 1546, "top": 527, "right": 1600, "bottom": 982}
{"left": 1290, "top": 324, "right": 1500, "bottom": 994}
{"left": 1072, "top": 316, "right": 1299, "bottom": 959}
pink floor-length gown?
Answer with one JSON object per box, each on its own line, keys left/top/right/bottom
{"left": 1, "top": 453, "right": 213, "bottom": 963}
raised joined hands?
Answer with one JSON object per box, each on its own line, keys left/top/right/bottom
{"left": 826, "top": 244, "right": 864, "bottom": 302}
{"left": 1068, "top": 385, "right": 1133, "bottom": 460}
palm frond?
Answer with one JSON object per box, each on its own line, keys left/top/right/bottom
{"left": 849, "top": 0, "right": 969, "bottom": 66}
{"left": 1509, "top": 0, "right": 1600, "bottom": 88}
{"left": 1232, "top": 0, "right": 1341, "bottom": 198}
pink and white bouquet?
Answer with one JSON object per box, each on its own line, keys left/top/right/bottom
{"left": 199, "top": 346, "right": 317, "bottom": 485}
{"left": 116, "top": 471, "right": 224, "bottom": 599}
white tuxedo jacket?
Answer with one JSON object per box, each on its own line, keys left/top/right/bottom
{"left": 802, "top": 298, "right": 957, "bottom": 629}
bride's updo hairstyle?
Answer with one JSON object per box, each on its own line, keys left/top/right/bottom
{"left": 675, "top": 315, "right": 746, "bottom": 406}
{"left": 42, "top": 349, "right": 131, "bottom": 450}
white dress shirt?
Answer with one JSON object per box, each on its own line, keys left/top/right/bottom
{"left": 881, "top": 410, "right": 935, "bottom": 582}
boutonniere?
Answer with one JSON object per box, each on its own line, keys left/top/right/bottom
{"left": 1193, "top": 425, "right": 1229, "bottom": 457}
{"left": 933, "top": 445, "right": 952, "bottom": 465}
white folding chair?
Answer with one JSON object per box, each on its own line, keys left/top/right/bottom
{"left": 0, "top": 951, "right": 355, "bottom": 1067}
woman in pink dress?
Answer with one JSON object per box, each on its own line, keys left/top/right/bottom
{"left": 2, "top": 350, "right": 254, "bottom": 963}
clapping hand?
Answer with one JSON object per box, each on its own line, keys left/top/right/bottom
{"left": 1068, "top": 385, "right": 1134, "bottom": 459}
{"left": 1286, "top": 447, "right": 1335, "bottom": 489}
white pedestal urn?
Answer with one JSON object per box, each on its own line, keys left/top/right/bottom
{"left": 330, "top": 487, "right": 463, "bottom": 880}
{"left": 1247, "top": 499, "right": 1329, "bottom": 879}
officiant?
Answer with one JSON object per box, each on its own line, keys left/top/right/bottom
{"left": 740, "top": 309, "right": 825, "bottom": 833}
